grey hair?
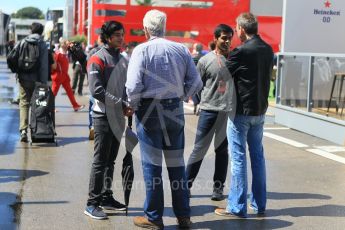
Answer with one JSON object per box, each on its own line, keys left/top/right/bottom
{"left": 236, "top": 12, "right": 258, "bottom": 35}
{"left": 143, "top": 10, "right": 167, "bottom": 37}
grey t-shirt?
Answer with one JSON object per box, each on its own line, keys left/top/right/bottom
{"left": 197, "top": 51, "right": 236, "bottom": 113}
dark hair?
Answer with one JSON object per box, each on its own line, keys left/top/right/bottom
{"left": 236, "top": 12, "right": 258, "bottom": 35}
{"left": 195, "top": 43, "right": 203, "bottom": 52}
{"left": 208, "top": 41, "right": 216, "bottom": 51}
{"left": 214, "top": 24, "right": 233, "bottom": 39}
{"left": 100, "top": 21, "right": 124, "bottom": 44}
{"left": 31, "top": 22, "right": 44, "bottom": 35}
{"left": 127, "top": 41, "right": 138, "bottom": 49}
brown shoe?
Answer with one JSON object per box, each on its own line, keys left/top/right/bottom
{"left": 89, "top": 127, "right": 94, "bottom": 140}
{"left": 214, "top": 208, "right": 245, "bottom": 218}
{"left": 133, "top": 216, "right": 164, "bottom": 230}
{"left": 177, "top": 217, "right": 192, "bottom": 229}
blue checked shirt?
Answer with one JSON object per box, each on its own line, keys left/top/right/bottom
{"left": 125, "top": 37, "right": 203, "bottom": 108}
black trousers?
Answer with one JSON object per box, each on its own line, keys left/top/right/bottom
{"left": 87, "top": 116, "right": 121, "bottom": 206}
{"left": 72, "top": 64, "right": 85, "bottom": 95}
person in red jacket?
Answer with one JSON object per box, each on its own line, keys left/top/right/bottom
{"left": 51, "top": 37, "right": 84, "bottom": 111}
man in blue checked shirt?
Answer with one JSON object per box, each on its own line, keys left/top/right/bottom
{"left": 126, "top": 9, "right": 202, "bottom": 230}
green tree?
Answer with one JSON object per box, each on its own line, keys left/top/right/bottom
{"left": 69, "top": 35, "right": 87, "bottom": 45}
{"left": 11, "top": 7, "right": 44, "bottom": 19}
{"left": 135, "top": 0, "right": 155, "bottom": 6}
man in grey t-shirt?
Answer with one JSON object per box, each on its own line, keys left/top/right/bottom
{"left": 186, "top": 24, "right": 236, "bottom": 201}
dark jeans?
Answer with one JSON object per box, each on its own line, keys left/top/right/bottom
{"left": 186, "top": 110, "right": 228, "bottom": 190}
{"left": 72, "top": 64, "right": 85, "bottom": 95}
{"left": 135, "top": 98, "right": 190, "bottom": 221}
{"left": 87, "top": 116, "right": 121, "bottom": 206}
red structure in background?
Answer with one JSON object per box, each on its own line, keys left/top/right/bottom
{"left": 73, "top": 0, "right": 282, "bottom": 52}
{"left": 74, "top": 0, "right": 89, "bottom": 35}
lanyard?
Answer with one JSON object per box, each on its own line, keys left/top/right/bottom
{"left": 213, "top": 50, "right": 224, "bottom": 68}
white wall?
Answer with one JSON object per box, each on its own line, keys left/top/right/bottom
{"left": 250, "top": 0, "right": 283, "bottom": 16}
{"left": 282, "top": 0, "right": 345, "bottom": 54}
{"left": 64, "top": 0, "right": 74, "bottom": 39}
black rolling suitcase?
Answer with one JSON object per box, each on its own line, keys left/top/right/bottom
{"left": 29, "top": 84, "right": 57, "bottom": 145}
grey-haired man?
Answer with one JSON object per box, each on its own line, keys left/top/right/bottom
{"left": 126, "top": 9, "right": 202, "bottom": 230}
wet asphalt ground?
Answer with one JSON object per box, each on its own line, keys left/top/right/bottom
{"left": 1, "top": 57, "right": 345, "bottom": 230}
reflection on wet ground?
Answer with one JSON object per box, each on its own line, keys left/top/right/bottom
{"left": 0, "top": 108, "right": 19, "bottom": 155}
{"left": 0, "top": 192, "right": 17, "bottom": 230}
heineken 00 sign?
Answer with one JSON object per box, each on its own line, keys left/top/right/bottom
{"left": 282, "top": 0, "right": 345, "bottom": 54}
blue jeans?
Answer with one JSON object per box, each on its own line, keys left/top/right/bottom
{"left": 186, "top": 110, "right": 228, "bottom": 190}
{"left": 226, "top": 114, "right": 266, "bottom": 217}
{"left": 135, "top": 98, "right": 190, "bottom": 222}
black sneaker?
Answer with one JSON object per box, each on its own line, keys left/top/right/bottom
{"left": 100, "top": 196, "right": 126, "bottom": 211}
{"left": 84, "top": 205, "right": 108, "bottom": 220}
{"left": 20, "top": 130, "right": 28, "bottom": 143}
{"left": 211, "top": 188, "right": 224, "bottom": 201}
{"left": 177, "top": 217, "right": 192, "bottom": 229}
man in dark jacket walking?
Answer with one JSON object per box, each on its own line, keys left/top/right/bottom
{"left": 17, "top": 22, "right": 48, "bottom": 142}
{"left": 215, "top": 12, "right": 273, "bottom": 218}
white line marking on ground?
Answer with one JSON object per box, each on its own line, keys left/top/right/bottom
{"left": 264, "top": 127, "right": 290, "bottom": 130}
{"left": 263, "top": 132, "right": 308, "bottom": 148}
{"left": 307, "top": 149, "right": 345, "bottom": 164}
{"left": 315, "top": 146, "right": 345, "bottom": 153}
